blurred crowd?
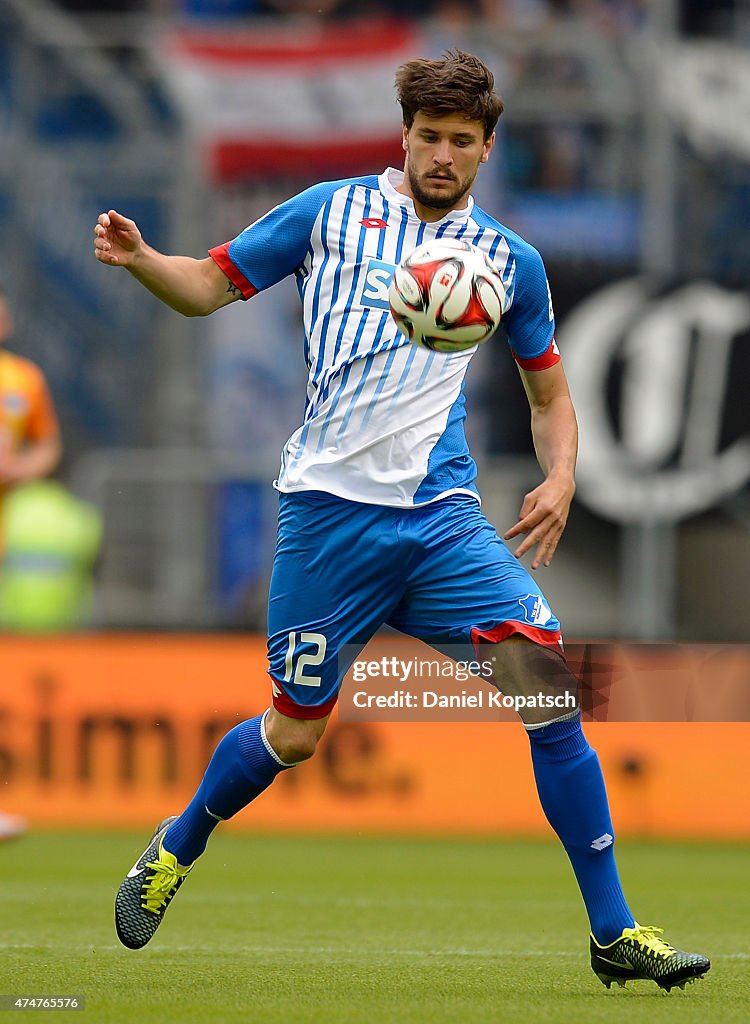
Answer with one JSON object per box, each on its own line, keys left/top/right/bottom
{"left": 55, "top": 0, "right": 745, "bottom": 38}
{"left": 167, "top": 0, "right": 650, "bottom": 33}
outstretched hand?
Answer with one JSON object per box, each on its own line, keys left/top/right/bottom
{"left": 93, "top": 210, "right": 142, "bottom": 267}
{"left": 504, "top": 474, "right": 575, "bottom": 569}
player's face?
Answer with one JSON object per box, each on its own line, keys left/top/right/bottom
{"left": 402, "top": 112, "right": 494, "bottom": 221}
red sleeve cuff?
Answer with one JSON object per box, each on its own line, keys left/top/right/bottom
{"left": 208, "top": 242, "right": 258, "bottom": 300}
{"left": 512, "top": 337, "right": 561, "bottom": 371}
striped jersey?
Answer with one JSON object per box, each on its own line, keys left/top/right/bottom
{"left": 210, "top": 167, "right": 559, "bottom": 507}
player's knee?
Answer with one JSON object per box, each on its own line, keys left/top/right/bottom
{"left": 485, "top": 636, "right": 579, "bottom": 727}
{"left": 265, "top": 708, "right": 328, "bottom": 764}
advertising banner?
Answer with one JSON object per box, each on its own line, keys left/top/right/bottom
{"left": 1, "top": 634, "right": 749, "bottom": 837}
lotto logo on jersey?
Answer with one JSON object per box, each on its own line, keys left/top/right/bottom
{"left": 359, "top": 258, "right": 396, "bottom": 311}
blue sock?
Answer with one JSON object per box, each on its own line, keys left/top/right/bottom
{"left": 163, "top": 713, "right": 290, "bottom": 865}
{"left": 528, "top": 715, "right": 635, "bottom": 945}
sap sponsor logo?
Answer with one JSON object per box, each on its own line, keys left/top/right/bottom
{"left": 359, "top": 259, "right": 396, "bottom": 311}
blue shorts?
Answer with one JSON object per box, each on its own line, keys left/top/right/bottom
{"left": 267, "top": 491, "right": 562, "bottom": 718}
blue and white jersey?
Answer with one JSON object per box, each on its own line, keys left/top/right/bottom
{"left": 210, "top": 167, "right": 559, "bottom": 507}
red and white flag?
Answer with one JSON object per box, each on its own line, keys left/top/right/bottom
{"left": 163, "top": 19, "right": 426, "bottom": 182}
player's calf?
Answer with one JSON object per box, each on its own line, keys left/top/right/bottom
{"left": 114, "top": 711, "right": 318, "bottom": 948}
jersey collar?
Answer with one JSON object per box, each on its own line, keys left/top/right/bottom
{"left": 379, "top": 167, "right": 474, "bottom": 225}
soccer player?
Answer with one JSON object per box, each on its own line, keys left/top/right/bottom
{"left": 0, "top": 284, "right": 62, "bottom": 840}
{"left": 94, "top": 50, "right": 709, "bottom": 991}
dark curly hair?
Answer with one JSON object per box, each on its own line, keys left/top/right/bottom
{"left": 395, "top": 50, "right": 504, "bottom": 141}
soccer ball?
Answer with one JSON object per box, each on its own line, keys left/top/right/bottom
{"left": 388, "top": 239, "right": 505, "bottom": 352}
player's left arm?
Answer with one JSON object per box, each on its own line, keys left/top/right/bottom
{"left": 504, "top": 360, "right": 578, "bottom": 569}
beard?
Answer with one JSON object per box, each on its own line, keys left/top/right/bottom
{"left": 406, "top": 160, "right": 476, "bottom": 212}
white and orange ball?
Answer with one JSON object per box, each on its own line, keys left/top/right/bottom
{"left": 388, "top": 239, "right": 505, "bottom": 353}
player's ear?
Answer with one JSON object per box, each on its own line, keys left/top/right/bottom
{"left": 481, "top": 131, "right": 495, "bottom": 163}
{"left": 402, "top": 124, "right": 409, "bottom": 152}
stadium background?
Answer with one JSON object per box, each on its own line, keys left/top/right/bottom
{"left": 1, "top": 0, "right": 749, "bottom": 840}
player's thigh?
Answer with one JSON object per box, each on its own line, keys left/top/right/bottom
{"left": 268, "top": 492, "right": 408, "bottom": 716}
{"left": 390, "top": 497, "right": 562, "bottom": 646}
{"left": 389, "top": 498, "right": 574, "bottom": 724}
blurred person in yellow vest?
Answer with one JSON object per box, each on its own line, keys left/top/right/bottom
{"left": 0, "top": 476, "right": 102, "bottom": 634}
{"left": 0, "top": 283, "right": 63, "bottom": 840}
{"left": 0, "top": 284, "right": 102, "bottom": 634}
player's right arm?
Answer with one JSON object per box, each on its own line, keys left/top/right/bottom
{"left": 93, "top": 210, "right": 241, "bottom": 317}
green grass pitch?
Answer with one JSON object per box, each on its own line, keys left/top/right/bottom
{"left": 1, "top": 832, "right": 747, "bottom": 1023}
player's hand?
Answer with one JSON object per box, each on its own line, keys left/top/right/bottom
{"left": 504, "top": 473, "right": 575, "bottom": 569}
{"left": 93, "top": 210, "right": 142, "bottom": 267}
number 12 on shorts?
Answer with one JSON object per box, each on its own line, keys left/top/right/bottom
{"left": 283, "top": 631, "right": 327, "bottom": 687}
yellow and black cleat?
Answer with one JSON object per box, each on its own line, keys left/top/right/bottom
{"left": 115, "top": 815, "right": 194, "bottom": 950}
{"left": 591, "top": 924, "right": 710, "bottom": 993}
